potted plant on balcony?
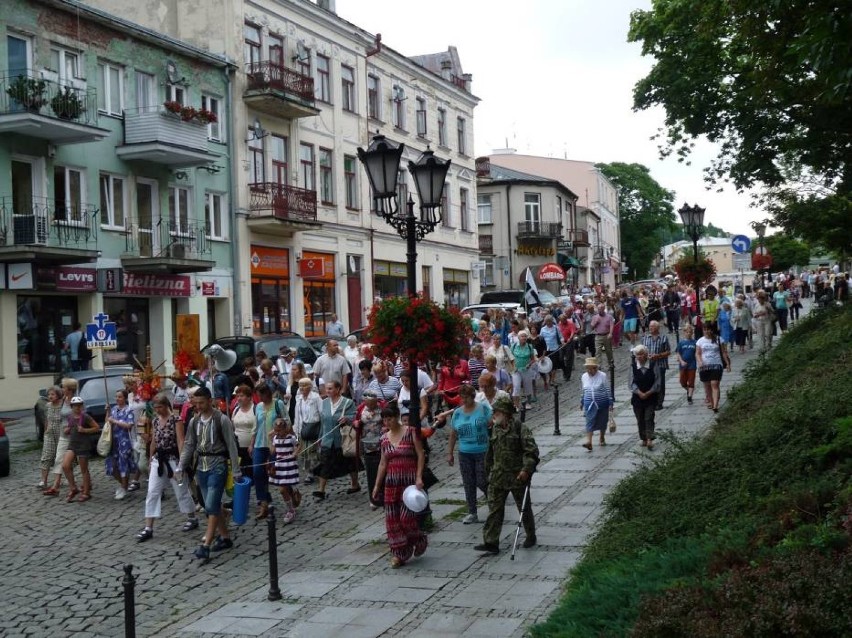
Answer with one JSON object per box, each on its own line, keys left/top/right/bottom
{"left": 195, "top": 108, "right": 218, "bottom": 124}
{"left": 162, "top": 100, "right": 183, "bottom": 116}
{"left": 50, "top": 86, "right": 84, "bottom": 120}
{"left": 6, "top": 75, "right": 47, "bottom": 112}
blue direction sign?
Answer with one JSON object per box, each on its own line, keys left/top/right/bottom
{"left": 86, "top": 312, "right": 117, "bottom": 350}
{"left": 731, "top": 235, "right": 751, "bottom": 254}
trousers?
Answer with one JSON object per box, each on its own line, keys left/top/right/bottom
{"left": 458, "top": 452, "right": 488, "bottom": 515}
{"left": 483, "top": 483, "right": 535, "bottom": 546}
{"left": 633, "top": 402, "right": 656, "bottom": 441}
{"left": 594, "top": 335, "right": 613, "bottom": 369}
{"left": 144, "top": 457, "right": 195, "bottom": 519}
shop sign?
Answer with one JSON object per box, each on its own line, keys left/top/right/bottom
{"left": 97, "top": 268, "right": 123, "bottom": 293}
{"left": 123, "top": 273, "right": 191, "bottom": 297}
{"left": 200, "top": 281, "right": 217, "bottom": 296}
{"left": 299, "top": 257, "right": 325, "bottom": 278}
{"left": 389, "top": 263, "right": 407, "bottom": 277}
{"left": 8, "top": 263, "right": 34, "bottom": 290}
{"left": 373, "top": 261, "right": 389, "bottom": 276}
{"left": 538, "top": 262, "right": 566, "bottom": 281}
{"left": 515, "top": 244, "right": 555, "bottom": 257}
{"left": 250, "top": 245, "right": 290, "bottom": 277}
{"left": 56, "top": 267, "right": 97, "bottom": 291}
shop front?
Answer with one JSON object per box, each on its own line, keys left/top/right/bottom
{"left": 300, "top": 251, "right": 336, "bottom": 337}
{"left": 373, "top": 259, "right": 408, "bottom": 299}
{"left": 443, "top": 268, "right": 469, "bottom": 308}
{"left": 249, "top": 245, "right": 291, "bottom": 335}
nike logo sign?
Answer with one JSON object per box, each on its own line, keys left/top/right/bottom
{"left": 11, "top": 272, "right": 27, "bottom": 282}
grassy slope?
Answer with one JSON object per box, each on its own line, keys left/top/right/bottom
{"left": 532, "top": 305, "right": 852, "bottom": 637}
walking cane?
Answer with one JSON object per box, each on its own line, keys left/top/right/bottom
{"left": 510, "top": 482, "right": 531, "bottom": 561}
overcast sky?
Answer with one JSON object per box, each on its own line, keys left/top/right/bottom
{"left": 337, "top": 0, "right": 761, "bottom": 238}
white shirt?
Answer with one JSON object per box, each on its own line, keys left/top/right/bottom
{"left": 696, "top": 337, "right": 723, "bottom": 367}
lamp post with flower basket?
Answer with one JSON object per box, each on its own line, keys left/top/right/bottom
{"left": 357, "top": 134, "right": 456, "bottom": 428}
{"left": 678, "top": 203, "right": 708, "bottom": 333}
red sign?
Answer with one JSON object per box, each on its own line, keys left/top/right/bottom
{"left": 122, "top": 273, "right": 191, "bottom": 297}
{"left": 299, "top": 257, "right": 326, "bottom": 279}
{"left": 538, "top": 262, "right": 566, "bottom": 281}
{"left": 200, "top": 281, "right": 216, "bottom": 296}
{"left": 57, "top": 267, "right": 97, "bottom": 292}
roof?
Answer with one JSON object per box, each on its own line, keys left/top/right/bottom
{"left": 480, "top": 164, "right": 579, "bottom": 200}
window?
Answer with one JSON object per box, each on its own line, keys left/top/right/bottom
{"left": 54, "top": 166, "right": 84, "bottom": 223}
{"left": 367, "top": 74, "right": 380, "bottom": 119}
{"left": 459, "top": 187, "right": 470, "bottom": 231}
{"left": 97, "top": 62, "right": 123, "bottom": 115}
{"left": 201, "top": 94, "right": 222, "bottom": 141}
{"left": 482, "top": 259, "right": 495, "bottom": 287}
{"left": 477, "top": 194, "right": 493, "bottom": 224}
{"left": 341, "top": 65, "right": 355, "bottom": 112}
{"left": 270, "top": 134, "right": 288, "bottom": 185}
{"left": 457, "top": 117, "right": 466, "bottom": 154}
{"left": 319, "top": 148, "right": 333, "bottom": 204}
{"left": 524, "top": 193, "right": 541, "bottom": 224}
{"left": 169, "top": 185, "right": 191, "bottom": 235}
{"left": 344, "top": 155, "right": 357, "bottom": 209}
{"left": 99, "top": 173, "right": 125, "bottom": 228}
{"left": 16, "top": 295, "right": 79, "bottom": 374}
{"left": 296, "top": 46, "right": 311, "bottom": 78}
{"left": 268, "top": 34, "right": 284, "bottom": 67}
{"left": 50, "top": 47, "right": 80, "bottom": 84}
{"left": 244, "top": 23, "right": 261, "bottom": 66}
{"left": 7, "top": 35, "right": 32, "bottom": 77}
{"left": 136, "top": 72, "right": 156, "bottom": 112}
{"left": 315, "top": 54, "right": 331, "bottom": 102}
{"left": 248, "top": 131, "right": 265, "bottom": 185}
{"left": 416, "top": 97, "right": 427, "bottom": 137}
{"left": 299, "top": 143, "right": 315, "bottom": 191}
{"left": 392, "top": 84, "right": 405, "bottom": 129}
{"left": 396, "top": 169, "right": 408, "bottom": 207}
{"left": 441, "top": 183, "right": 451, "bottom": 227}
{"left": 167, "top": 83, "right": 185, "bottom": 105}
{"left": 437, "top": 108, "right": 447, "bottom": 146}
{"left": 205, "top": 192, "right": 227, "bottom": 240}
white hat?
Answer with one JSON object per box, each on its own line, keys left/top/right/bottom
{"left": 537, "top": 357, "right": 553, "bottom": 374}
{"left": 402, "top": 485, "right": 429, "bottom": 513}
{"left": 70, "top": 396, "right": 84, "bottom": 405}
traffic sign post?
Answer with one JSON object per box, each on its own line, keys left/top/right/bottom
{"left": 731, "top": 235, "right": 751, "bottom": 254}
{"left": 733, "top": 252, "right": 751, "bottom": 270}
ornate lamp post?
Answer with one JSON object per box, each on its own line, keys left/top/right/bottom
{"left": 753, "top": 221, "right": 767, "bottom": 288}
{"left": 357, "top": 133, "right": 451, "bottom": 427}
{"left": 679, "top": 203, "right": 706, "bottom": 329}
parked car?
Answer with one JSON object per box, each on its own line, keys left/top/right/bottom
{"left": 33, "top": 366, "right": 135, "bottom": 440}
{"left": 347, "top": 327, "right": 370, "bottom": 343}
{"left": 461, "top": 302, "right": 524, "bottom": 322}
{"left": 479, "top": 289, "right": 557, "bottom": 307}
{"left": 0, "top": 419, "right": 9, "bottom": 477}
{"left": 206, "top": 333, "right": 318, "bottom": 385}
{"left": 308, "top": 336, "right": 348, "bottom": 355}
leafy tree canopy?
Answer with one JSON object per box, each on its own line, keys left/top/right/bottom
{"left": 760, "top": 233, "right": 812, "bottom": 273}
{"left": 596, "top": 162, "right": 676, "bottom": 280}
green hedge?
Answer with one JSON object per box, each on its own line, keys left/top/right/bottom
{"left": 532, "top": 305, "right": 852, "bottom": 637}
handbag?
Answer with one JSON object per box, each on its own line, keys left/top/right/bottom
{"left": 301, "top": 421, "right": 320, "bottom": 441}
{"left": 608, "top": 414, "right": 617, "bottom": 433}
{"left": 340, "top": 424, "right": 358, "bottom": 458}
{"left": 96, "top": 421, "right": 112, "bottom": 457}
{"left": 422, "top": 466, "right": 439, "bottom": 490}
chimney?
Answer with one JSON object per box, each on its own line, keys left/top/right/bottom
{"left": 316, "top": 0, "right": 336, "bottom": 13}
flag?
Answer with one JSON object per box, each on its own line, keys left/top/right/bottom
{"left": 524, "top": 267, "right": 541, "bottom": 307}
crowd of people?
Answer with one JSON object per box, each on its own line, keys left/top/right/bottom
{"left": 36, "top": 269, "right": 817, "bottom": 564}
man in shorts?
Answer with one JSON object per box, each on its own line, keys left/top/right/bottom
{"left": 619, "top": 289, "right": 644, "bottom": 346}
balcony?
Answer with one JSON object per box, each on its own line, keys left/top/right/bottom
{"left": 116, "top": 106, "right": 216, "bottom": 167}
{"left": 247, "top": 182, "right": 320, "bottom": 236}
{"left": 0, "top": 196, "right": 99, "bottom": 264}
{"left": 243, "top": 62, "right": 320, "bottom": 119}
{"left": 516, "top": 221, "right": 562, "bottom": 239}
{"left": 0, "top": 73, "right": 109, "bottom": 144}
{"left": 478, "top": 234, "right": 494, "bottom": 254}
{"left": 566, "top": 228, "right": 591, "bottom": 247}
{"left": 121, "top": 220, "right": 214, "bottom": 274}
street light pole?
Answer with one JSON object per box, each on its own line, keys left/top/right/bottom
{"left": 678, "top": 203, "right": 706, "bottom": 334}
{"left": 753, "top": 222, "right": 767, "bottom": 289}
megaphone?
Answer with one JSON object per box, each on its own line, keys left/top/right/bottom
{"left": 205, "top": 344, "right": 237, "bottom": 371}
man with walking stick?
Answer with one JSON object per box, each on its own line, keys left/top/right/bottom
{"left": 474, "top": 397, "right": 540, "bottom": 555}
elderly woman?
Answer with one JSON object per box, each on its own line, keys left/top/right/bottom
{"left": 43, "top": 378, "right": 78, "bottom": 496}
{"left": 105, "top": 389, "right": 139, "bottom": 500}
{"left": 39, "top": 386, "right": 64, "bottom": 492}
{"left": 580, "top": 357, "right": 612, "bottom": 451}
{"left": 356, "top": 389, "right": 384, "bottom": 509}
{"left": 751, "top": 290, "right": 774, "bottom": 352}
{"left": 250, "top": 383, "right": 286, "bottom": 519}
{"left": 630, "top": 345, "right": 659, "bottom": 449}
{"left": 510, "top": 329, "right": 538, "bottom": 410}
{"left": 313, "top": 380, "right": 358, "bottom": 500}
{"left": 467, "top": 344, "right": 487, "bottom": 391}
{"left": 731, "top": 298, "right": 752, "bottom": 354}
{"left": 294, "top": 375, "right": 321, "bottom": 484}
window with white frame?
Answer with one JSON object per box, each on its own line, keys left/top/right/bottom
{"left": 396, "top": 168, "right": 408, "bottom": 207}
{"left": 457, "top": 117, "right": 467, "bottom": 154}
{"left": 416, "top": 97, "right": 427, "bottom": 137}
{"left": 344, "top": 155, "right": 357, "bottom": 209}
{"left": 392, "top": 84, "right": 405, "bottom": 129}
{"left": 319, "top": 148, "right": 333, "bottom": 204}
{"left": 296, "top": 46, "right": 311, "bottom": 78}
{"left": 169, "top": 185, "right": 191, "bottom": 235}
{"left": 341, "top": 65, "right": 355, "bottom": 112}
{"left": 205, "top": 192, "right": 227, "bottom": 240}
{"left": 367, "top": 74, "right": 380, "bottom": 119}
{"left": 268, "top": 34, "right": 284, "bottom": 68}
{"left": 441, "top": 183, "right": 451, "bottom": 227}
{"left": 315, "top": 54, "right": 331, "bottom": 102}
{"left": 99, "top": 173, "right": 126, "bottom": 229}
{"left": 54, "top": 166, "right": 84, "bottom": 223}
{"left": 136, "top": 72, "right": 156, "bottom": 112}
{"left": 524, "top": 193, "right": 541, "bottom": 224}
{"left": 437, "top": 108, "right": 447, "bottom": 146}
{"left": 201, "top": 94, "right": 222, "bottom": 141}
{"left": 248, "top": 130, "right": 265, "bottom": 185}
{"left": 482, "top": 259, "right": 495, "bottom": 287}
{"left": 244, "top": 23, "right": 261, "bottom": 67}
{"left": 7, "top": 34, "right": 32, "bottom": 77}
{"left": 97, "top": 62, "right": 123, "bottom": 115}
{"left": 477, "top": 194, "right": 493, "bottom": 224}
{"left": 50, "top": 47, "right": 80, "bottom": 84}
{"left": 167, "top": 83, "right": 185, "bottom": 105}
{"left": 300, "top": 143, "right": 315, "bottom": 191}
{"left": 459, "top": 187, "right": 470, "bottom": 231}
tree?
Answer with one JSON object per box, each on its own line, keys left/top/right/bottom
{"left": 629, "top": 1, "right": 852, "bottom": 255}
{"left": 761, "top": 234, "right": 812, "bottom": 273}
{"left": 596, "top": 162, "right": 677, "bottom": 280}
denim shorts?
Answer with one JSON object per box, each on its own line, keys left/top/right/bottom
{"left": 196, "top": 466, "right": 227, "bottom": 515}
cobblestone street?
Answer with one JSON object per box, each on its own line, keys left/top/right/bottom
{"left": 0, "top": 336, "right": 764, "bottom": 637}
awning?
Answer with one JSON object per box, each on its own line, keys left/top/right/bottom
{"left": 557, "top": 253, "right": 581, "bottom": 268}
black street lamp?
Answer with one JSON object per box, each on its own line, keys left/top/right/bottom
{"left": 679, "top": 203, "right": 706, "bottom": 329}
{"left": 753, "top": 221, "right": 767, "bottom": 288}
{"left": 357, "top": 133, "right": 451, "bottom": 428}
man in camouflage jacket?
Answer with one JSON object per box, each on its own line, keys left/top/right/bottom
{"left": 474, "top": 396, "right": 540, "bottom": 554}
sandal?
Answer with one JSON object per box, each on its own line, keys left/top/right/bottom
{"left": 582, "top": 443, "right": 593, "bottom": 451}
{"left": 182, "top": 519, "right": 199, "bottom": 532}
{"left": 390, "top": 556, "right": 403, "bottom": 569}
{"left": 77, "top": 492, "right": 91, "bottom": 502}
{"left": 43, "top": 487, "right": 60, "bottom": 496}
{"left": 65, "top": 488, "right": 80, "bottom": 502}
{"left": 346, "top": 486, "right": 361, "bottom": 494}
{"left": 136, "top": 528, "right": 153, "bottom": 543}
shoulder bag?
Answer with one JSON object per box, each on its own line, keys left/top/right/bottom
{"left": 96, "top": 419, "right": 112, "bottom": 457}
{"left": 339, "top": 398, "right": 358, "bottom": 458}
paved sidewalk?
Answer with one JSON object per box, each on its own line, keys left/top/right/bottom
{"left": 166, "top": 339, "right": 763, "bottom": 638}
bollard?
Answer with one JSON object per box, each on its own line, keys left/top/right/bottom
{"left": 520, "top": 399, "right": 526, "bottom": 423}
{"left": 552, "top": 383, "right": 561, "bottom": 435}
{"left": 122, "top": 564, "right": 136, "bottom": 638}
{"left": 266, "top": 505, "right": 282, "bottom": 601}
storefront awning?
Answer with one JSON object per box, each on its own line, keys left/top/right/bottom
{"left": 557, "top": 253, "right": 581, "bottom": 268}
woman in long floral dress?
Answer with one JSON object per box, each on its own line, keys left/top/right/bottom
{"left": 372, "top": 403, "right": 426, "bottom": 568}
{"left": 105, "top": 389, "right": 138, "bottom": 500}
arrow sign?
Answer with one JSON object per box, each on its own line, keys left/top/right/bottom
{"left": 731, "top": 234, "right": 751, "bottom": 254}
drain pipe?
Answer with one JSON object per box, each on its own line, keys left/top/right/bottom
{"left": 225, "top": 66, "right": 243, "bottom": 334}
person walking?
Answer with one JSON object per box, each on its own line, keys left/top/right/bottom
{"left": 752, "top": 290, "right": 774, "bottom": 352}
{"left": 294, "top": 376, "right": 322, "bottom": 485}
{"left": 267, "top": 417, "right": 301, "bottom": 524}
{"left": 675, "top": 324, "right": 698, "bottom": 404}
{"left": 731, "top": 299, "right": 752, "bottom": 354}
{"left": 313, "top": 381, "right": 358, "bottom": 500}
{"left": 313, "top": 339, "right": 351, "bottom": 396}
{"left": 63, "top": 323, "right": 86, "bottom": 371}
{"left": 642, "top": 320, "right": 671, "bottom": 410}
{"left": 372, "top": 403, "right": 427, "bottom": 568}
{"left": 662, "top": 283, "right": 681, "bottom": 336}
{"left": 250, "top": 384, "right": 285, "bottom": 519}
{"left": 619, "top": 289, "right": 644, "bottom": 346}
{"left": 105, "top": 389, "right": 138, "bottom": 501}
{"left": 630, "top": 345, "right": 659, "bottom": 449}
{"left": 696, "top": 325, "right": 731, "bottom": 413}
{"left": 43, "top": 379, "right": 77, "bottom": 496}
{"left": 591, "top": 304, "right": 615, "bottom": 369}
{"left": 38, "top": 386, "right": 64, "bottom": 491}
{"left": 580, "top": 357, "right": 613, "bottom": 451}
{"left": 474, "top": 397, "right": 539, "bottom": 555}
{"left": 772, "top": 284, "right": 791, "bottom": 333}
{"left": 326, "top": 314, "right": 346, "bottom": 338}
{"left": 60, "top": 397, "right": 100, "bottom": 502}
{"left": 509, "top": 330, "right": 538, "bottom": 410}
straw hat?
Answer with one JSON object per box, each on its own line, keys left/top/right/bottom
{"left": 584, "top": 357, "right": 599, "bottom": 367}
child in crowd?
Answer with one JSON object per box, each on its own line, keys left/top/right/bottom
{"left": 675, "top": 324, "right": 698, "bottom": 404}
{"left": 268, "top": 417, "right": 301, "bottom": 524}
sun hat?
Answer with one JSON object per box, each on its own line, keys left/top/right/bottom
{"left": 492, "top": 396, "right": 516, "bottom": 415}
{"left": 304, "top": 363, "right": 314, "bottom": 374}
{"left": 402, "top": 485, "right": 429, "bottom": 513}
{"left": 70, "top": 396, "right": 84, "bottom": 405}
{"left": 584, "top": 357, "right": 599, "bottom": 367}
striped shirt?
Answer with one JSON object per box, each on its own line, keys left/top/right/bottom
{"left": 642, "top": 333, "right": 671, "bottom": 370}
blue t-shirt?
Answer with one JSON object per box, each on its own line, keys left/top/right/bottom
{"left": 65, "top": 330, "right": 83, "bottom": 360}
{"left": 451, "top": 402, "right": 492, "bottom": 454}
{"left": 676, "top": 339, "right": 697, "bottom": 370}
{"left": 540, "top": 324, "right": 560, "bottom": 351}
{"left": 620, "top": 298, "right": 641, "bottom": 320}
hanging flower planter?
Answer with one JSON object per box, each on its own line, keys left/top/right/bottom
{"left": 674, "top": 254, "right": 717, "bottom": 288}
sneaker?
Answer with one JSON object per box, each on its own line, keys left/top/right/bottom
{"left": 473, "top": 543, "right": 500, "bottom": 555}
{"left": 211, "top": 536, "right": 233, "bottom": 552}
{"left": 37, "top": 480, "right": 45, "bottom": 489}
{"left": 282, "top": 509, "right": 296, "bottom": 524}
{"left": 193, "top": 545, "right": 210, "bottom": 560}
{"left": 462, "top": 513, "right": 479, "bottom": 524}
{"left": 127, "top": 481, "right": 140, "bottom": 493}
{"left": 114, "top": 487, "right": 127, "bottom": 500}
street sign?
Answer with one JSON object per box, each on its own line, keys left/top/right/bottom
{"left": 754, "top": 245, "right": 768, "bottom": 256}
{"left": 733, "top": 252, "right": 751, "bottom": 269}
{"left": 86, "top": 312, "right": 117, "bottom": 350}
{"left": 731, "top": 235, "right": 751, "bottom": 254}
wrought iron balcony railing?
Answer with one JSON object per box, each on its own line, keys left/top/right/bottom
{"left": 478, "top": 234, "right": 494, "bottom": 253}
{"left": 245, "top": 61, "right": 315, "bottom": 104}
{"left": 566, "top": 228, "right": 590, "bottom": 246}
{"left": 248, "top": 182, "right": 318, "bottom": 222}
{"left": 1, "top": 72, "right": 100, "bottom": 127}
{"left": 516, "top": 221, "right": 562, "bottom": 239}
{"left": 124, "top": 219, "right": 212, "bottom": 260}
{"left": 0, "top": 196, "right": 98, "bottom": 249}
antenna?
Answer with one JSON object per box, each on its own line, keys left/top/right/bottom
{"left": 295, "top": 41, "right": 309, "bottom": 62}
{"left": 165, "top": 59, "right": 187, "bottom": 85}
{"left": 246, "top": 118, "right": 268, "bottom": 142}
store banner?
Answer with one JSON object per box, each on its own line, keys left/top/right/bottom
{"left": 97, "top": 268, "right": 123, "bottom": 293}
{"left": 56, "top": 267, "right": 97, "bottom": 291}
{"left": 299, "top": 251, "right": 335, "bottom": 280}
{"left": 250, "top": 245, "right": 290, "bottom": 277}
{"left": 8, "top": 263, "right": 34, "bottom": 290}
{"left": 123, "top": 273, "right": 191, "bottom": 297}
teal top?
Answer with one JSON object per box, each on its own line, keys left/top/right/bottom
{"left": 511, "top": 342, "right": 535, "bottom": 371}
{"left": 253, "top": 399, "right": 285, "bottom": 449}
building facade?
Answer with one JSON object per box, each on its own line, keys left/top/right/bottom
{"left": 0, "top": 0, "right": 233, "bottom": 410}
{"left": 488, "top": 153, "right": 622, "bottom": 289}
